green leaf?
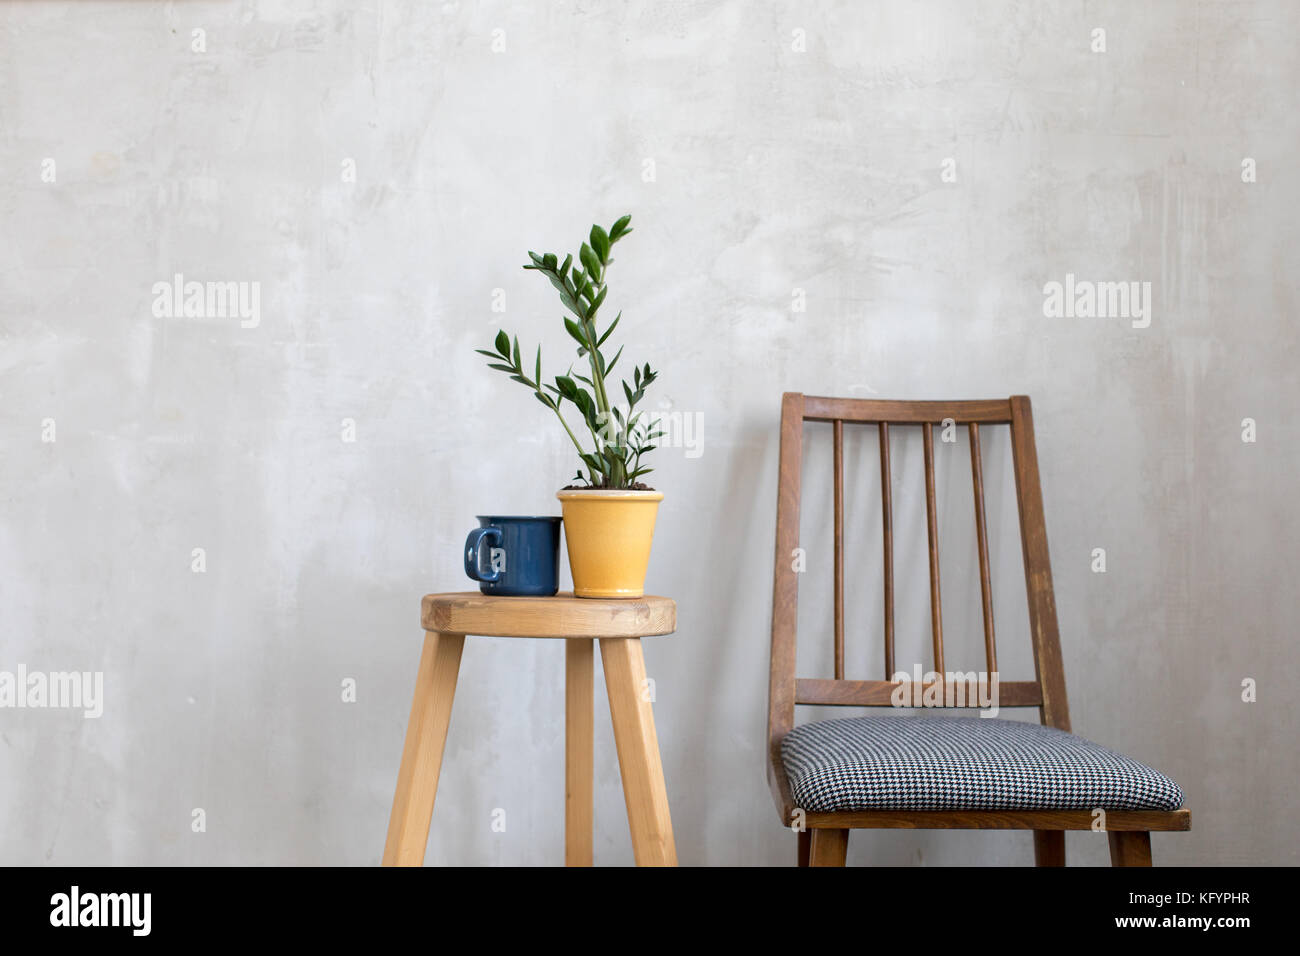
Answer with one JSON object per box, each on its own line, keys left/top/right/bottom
{"left": 605, "top": 344, "right": 623, "bottom": 377}
{"left": 534, "top": 392, "right": 553, "bottom": 408}
{"left": 559, "top": 254, "right": 572, "bottom": 278}
{"left": 542, "top": 253, "right": 557, "bottom": 270}
{"left": 589, "top": 285, "right": 607, "bottom": 316}
{"left": 590, "top": 224, "right": 610, "bottom": 263}
{"left": 512, "top": 336, "right": 521, "bottom": 370}
{"left": 564, "top": 317, "right": 588, "bottom": 348}
{"left": 610, "top": 215, "right": 632, "bottom": 241}
{"left": 535, "top": 345, "right": 542, "bottom": 386}
{"left": 623, "top": 381, "right": 635, "bottom": 407}
{"left": 487, "top": 363, "right": 515, "bottom": 373}
{"left": 560, "top": 274, "right": 587, "bottom": 317}
{"left": 495, "top": 330, "right": 510, "bottom": 357}
{"left": 597, "top": 312, "right": 621, "bottom": 347}
{"left": 560, "top": 292, "right": 585, "bottom": 320}
{"left": 579, "top": 243, "right": 601, "bottom": 281}
{"left": 475, "top": 349, "right": 501, "bottom": 359}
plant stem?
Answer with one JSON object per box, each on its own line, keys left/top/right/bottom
{"left": 585, "top": 266, "right": 614, "bottom": 423}
{"left": 549, "top": 401, "right": 586, "bottom": 458}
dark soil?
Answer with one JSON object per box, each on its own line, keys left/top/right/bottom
{"left": 561, "top": 482, "right": 655, "bottom": 491}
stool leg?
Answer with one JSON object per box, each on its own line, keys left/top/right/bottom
{"left": 382, "top": 630, "right": 464, "bottom": 866}
{"left": 565, "top": 639, "right": 594, "bottom": 866}
{"left": 599, "top": 637, "right": 677, "bottom": 866}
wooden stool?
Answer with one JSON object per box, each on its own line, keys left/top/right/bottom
{"left": 382, "top": 592, "right": 679, "bottom": 866}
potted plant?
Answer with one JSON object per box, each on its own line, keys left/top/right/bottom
{"left": 476, "top": 214, "right": 665, "bottom": 599}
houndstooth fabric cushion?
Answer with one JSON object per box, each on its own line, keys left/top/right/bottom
{"left": 782, "top": 715, "right": 1183, "bottom": 812}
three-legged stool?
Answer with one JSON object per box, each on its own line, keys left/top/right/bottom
{"left": 382, "top": 592, "right": 678, "bottom": 866}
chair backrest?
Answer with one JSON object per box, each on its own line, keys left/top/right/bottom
{"left": 766, "top": 393, "right": 1071, "bottom": 816}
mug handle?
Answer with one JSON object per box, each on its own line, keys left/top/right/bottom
{"left": 464, "top": 527, "right": 503, "bottom": 583}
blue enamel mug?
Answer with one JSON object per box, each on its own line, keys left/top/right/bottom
{"left": 463, "top": 515, "right": 562, "bottom": 596}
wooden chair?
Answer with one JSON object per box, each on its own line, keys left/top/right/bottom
{"left": 766, "top": 393, "right": 1190, "bottom": 866}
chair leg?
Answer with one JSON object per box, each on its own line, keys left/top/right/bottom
{"left": 1108, "top": 831, "right": 1153, "bottom": 867}
{"left": 382, "top": 631, "right": 465, "bottom": 866}
{"left": 565, "top": 639, "right": 594, "bottom": 867}
{"left": 808, "top": 828, "right": 849, "bottom": 867}
{"left": 797, "top": 829, "right": 811, "bottom": 867}
{"left": 600, "top": 637, "right": 677, "bottom": 866}
{"left": 1034, "top": 830, "right": 1066, "bottom": 866}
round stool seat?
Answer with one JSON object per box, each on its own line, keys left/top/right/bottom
{"left": 421, "top": 591, "right": 676, "bottom": 638}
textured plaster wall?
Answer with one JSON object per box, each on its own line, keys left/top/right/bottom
{"left": 1, "top": 1, "right": 1296, "bottom": 865}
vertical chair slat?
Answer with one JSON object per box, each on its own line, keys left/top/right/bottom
{"left": 968, "top": 423, "right": 997, "bottom": 677}
{"left": 878, "top": 423, "right": 895, "bottom": 679}
{"left": 922, "top": 422, "right": 945, "bottom": 675}
{"left": 833, "top": 420, "right": 845, "bottom": 680}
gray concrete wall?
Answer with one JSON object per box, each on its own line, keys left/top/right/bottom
{"left": 1, "top": 0, "right": 1295, "bottom": 865}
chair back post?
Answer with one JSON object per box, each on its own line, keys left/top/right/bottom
{"left": 1008, "top": 395, "right": 1071, "bottom": 731}
{"left": 767, "top": 392, "right": 804, "bottom": 819}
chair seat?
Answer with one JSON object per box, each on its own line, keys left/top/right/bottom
{"left": 781, "top": 716, "right": 1184, "bottom": 813}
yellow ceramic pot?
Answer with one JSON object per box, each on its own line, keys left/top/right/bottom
{"left": 556, "top": 489, "right": 663, "bottom": 598}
